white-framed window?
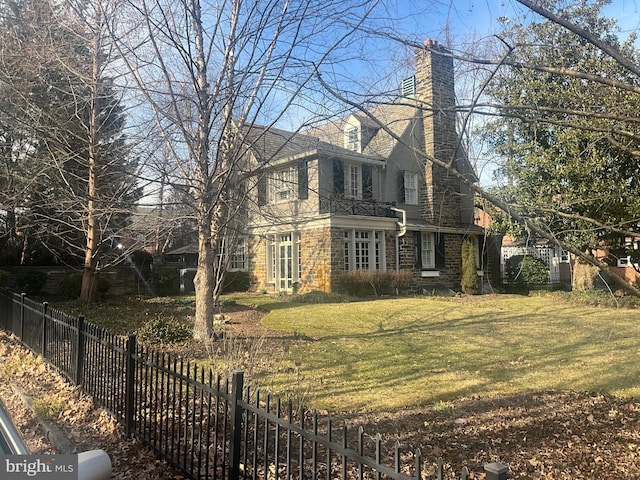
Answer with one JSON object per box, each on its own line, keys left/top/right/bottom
{"left": 215, "top": 235, "right": 247, "bottom": 272}
{"left": 268, "top": 166, "right": 297, "bottom": 203}
{"left": 404, "top": 171, "right": 418, "bottom": 205}
{"left": 229, "top": 237, "right": 247, "bottom": 271}
{"left": 344, "top": 229, "right": 385, "bottom": 271}
{"left": 266, "top": 232, "right": 300, "bottom": 291}
{"left": 344, "top": 163, "right": 361, "bottom": 199}
{"left": 346, "top": 127, "right": 359, "bottom": 152}
{"left": 421, "top": 232, "right": 435, "bottom": 269}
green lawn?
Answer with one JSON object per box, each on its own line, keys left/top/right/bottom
{"left": 250, "top": 294, "right": 640, "bottom": 413}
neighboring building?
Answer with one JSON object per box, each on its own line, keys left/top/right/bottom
{"left": 239, "top": 40, "right": 486, "bottom": 294}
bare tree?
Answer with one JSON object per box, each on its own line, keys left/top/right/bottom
{"left": 0, "top": 0, "right": 141, "bottom": 291}
{"left": 110, "top": 0, "right": 379, "bottom": 339}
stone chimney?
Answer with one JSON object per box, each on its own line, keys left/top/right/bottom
{"left": 414, "top": 39, "right": 462, "bottom": 227}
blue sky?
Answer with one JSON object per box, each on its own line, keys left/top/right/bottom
{"left": 376, "top": 0, "right": 640, "bottom": 186}
{"left": 389, "top": 0, "right": 640, "bottom": 43}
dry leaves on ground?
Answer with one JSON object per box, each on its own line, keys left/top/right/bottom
{"left": 2, "top": 304, "right": 640, "bottom": 479}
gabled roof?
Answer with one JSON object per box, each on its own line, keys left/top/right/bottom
{"left": 242, "top": 101, "right": 478, "bottom": 182}
{"left": 305, "top": 102, "right": 419, "bottom": 159}
{"left": 242, "top": 123, "right": 385, "bottom": 165}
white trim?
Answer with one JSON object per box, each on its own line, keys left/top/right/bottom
{"left": 420, "top": 270, "right": 440, "bottom": 277}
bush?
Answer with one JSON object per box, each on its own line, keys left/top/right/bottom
{"left": 137, "top": 314, "right": 192, "bottom": 345}
{"left": 291, "top": 290, "right": 352, "bottom": 304}
{"left": 58, "top": 273, "right": 111, "bottom": 299}
{"left": 15, "top": 270, "right": 48, "bottom": 295}
{"left": 128, "top": 250, "right": 153, "bottom": 278}
{"left": 222, "top": 271, "right": 250, "bottom": 293}
{"left": 151, "top": 268, "right": 180, "bottom": 296}
{"left": 336, "top": 270, "right": 414, "bottom": 297}
{"left": 505, "top": 255, "right": 549, "bottom": 285}
{"left": 461, "top": 239, "right": 480, "bottom": 294}
{"left": 58, "top": 274, "right": 82, "bottom": 299}
{"left": 0, "top": 270, "right": 9, "bottom": 287}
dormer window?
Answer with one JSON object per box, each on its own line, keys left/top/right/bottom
{"left": 346, "top": 127, "right": 359, "bottom": 152}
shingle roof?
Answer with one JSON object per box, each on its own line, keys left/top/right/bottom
{"left": 303, "top": 102, "right": 419, "bottom": 158}
{"left": 242, "top": 125, "right": 322, "bottom": 162}
{"left": 242, "top": 122, "right": 386, "bottom": 164}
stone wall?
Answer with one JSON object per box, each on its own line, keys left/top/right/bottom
{"left": 415, "top": 40, "right": 462, "bottom": 228}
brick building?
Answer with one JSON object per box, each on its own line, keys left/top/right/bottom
{"left": 240, "top": 40, "right": 485, "bottom": 294}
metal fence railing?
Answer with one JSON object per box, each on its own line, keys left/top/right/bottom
{"left": 0, "top": 288, "right": 508, "bottom": 480}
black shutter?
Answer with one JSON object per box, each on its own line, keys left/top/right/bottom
{"left": 257, "top": 175, "right": 267, "bottom": 206}
{"left": 362, "top": 164, "right": 373, "bottom": 200}
{"left": 398, "top": 170, "right": 405, "bottom": 203}
{"left": 298, "top": 160, "right": 308, "bottom": 199}
{"left": 435, "top": 233, "right": 446, "bottom": 269}
{"left": 414, "top": 231, "right": 422, "bottom": 269}
{"left": 333, "top": 159, "right": 344, "bottom": 194}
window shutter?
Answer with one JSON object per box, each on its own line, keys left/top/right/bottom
{"left": 414, "top": 231, "right": 422, "bottom": 269}
{"left": 298, "top": 160, "right": 308, "bottom": 199}
{"left": 362, "top": 164, "right": 373, "bottom": 200}
{"left": 257, "top": 175, "right": 267, "bottom": 206}
{"left": 435, "top": 233, "right": 446, "bottom": 269}
{"left": 398, "top": 170, "right": 405, "bottom": 203}
{"left": 333, "top": 159, "right": 344, "bottom": 194}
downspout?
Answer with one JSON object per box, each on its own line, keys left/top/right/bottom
{"left": 390, "top": 207, "right": 407, "bottom": 271}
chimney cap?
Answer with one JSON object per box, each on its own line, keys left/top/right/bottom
{"left": 423, "top": 39, "right": 449, "bottom": 52}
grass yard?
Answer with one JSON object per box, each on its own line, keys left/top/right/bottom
{"left": 55, "top": 292, "right": 640, "bottom": 414}
{"left": 248, "top": 294, "right": 640, "bottom": 413}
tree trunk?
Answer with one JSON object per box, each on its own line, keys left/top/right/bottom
{"left": 80, "top": 13, "right": 102, "bottom": 303}
{"left": 193, "top": 221, "right": 215, "bottom": 340}
{"left": 80, "top": 264, "right": 99, "bottom": 300}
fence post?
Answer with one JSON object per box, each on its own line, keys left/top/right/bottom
{"left": 484, "top": 462, "right": 508, "bottom": 480}
{"left": 125, "top": 334, "right": 137, "bottom": 437}
{"left": 228, "top": 370, "right": 244, "bottom": 480}
{"left": 75, "top": 316, "right": 85, "bottom": 386}
{"left": 19, "top": 293, "right": 26, "bottom": 339}
{"left": 41, "top": 302, "right": 48, "bottom": 358}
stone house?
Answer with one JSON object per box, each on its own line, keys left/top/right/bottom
{"left": 239, "top": 40, "right": 486, "bottom": 294}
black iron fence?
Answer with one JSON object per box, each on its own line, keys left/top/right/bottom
{"left": 0, "top": 289, "right": 508, "bottom": 480}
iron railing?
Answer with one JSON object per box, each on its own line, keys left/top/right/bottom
{"left": 0, "top": 289, "right": 508, "bottom": 480}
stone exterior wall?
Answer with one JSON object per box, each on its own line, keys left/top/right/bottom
{"left": 398, "top": 232, "right": 464, "bottom": 292}
{"left": 302, "top": 226, "right": 335, "bottom": 293}
{"left": 415, "top": 40, "right": 462, "bottom": 228}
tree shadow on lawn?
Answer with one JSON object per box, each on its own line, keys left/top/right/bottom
{"left": 340, "top": 390, "right": 640, "bottom": 479}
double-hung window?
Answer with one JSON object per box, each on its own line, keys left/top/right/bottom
{"left": 229, "top": 237, "right": 247, "bottom": 271}
{"left": 268, "top": 166, "right": 296, "bottom": 203}
{"left": 404, "top": 171, "right": 418, "bottom": 205}
{"left": 344, "top": 164, "right": 361, "bottom": 199}
{"left": 346, "top": 127, "right": 359, "bottom": 152}
{"left": 421, "top": 232, "right": 435, "bottom": 269}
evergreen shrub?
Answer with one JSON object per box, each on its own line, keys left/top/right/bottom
{"left": 505, "top": 255, "right": 549, "bottom": 285}
{"left": 15, "top": 270, "right": 48, "bottom": 295}
{"left": 461, "top": 239, "right": 480, "bottom": 294}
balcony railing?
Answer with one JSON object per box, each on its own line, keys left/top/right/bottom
{"left": 321, "top": 195, "right": 397, "bottom": 218}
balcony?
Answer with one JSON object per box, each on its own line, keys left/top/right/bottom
{"left": 321, "top": 195, "right": 397, "bottom": 218}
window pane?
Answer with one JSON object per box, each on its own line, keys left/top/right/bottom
{"left": 421, "top": 232, "right": 434, "bottom": 268}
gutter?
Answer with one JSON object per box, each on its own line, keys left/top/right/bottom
{"left": 390, "top": 207, "right": 407, "bottom": 271}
